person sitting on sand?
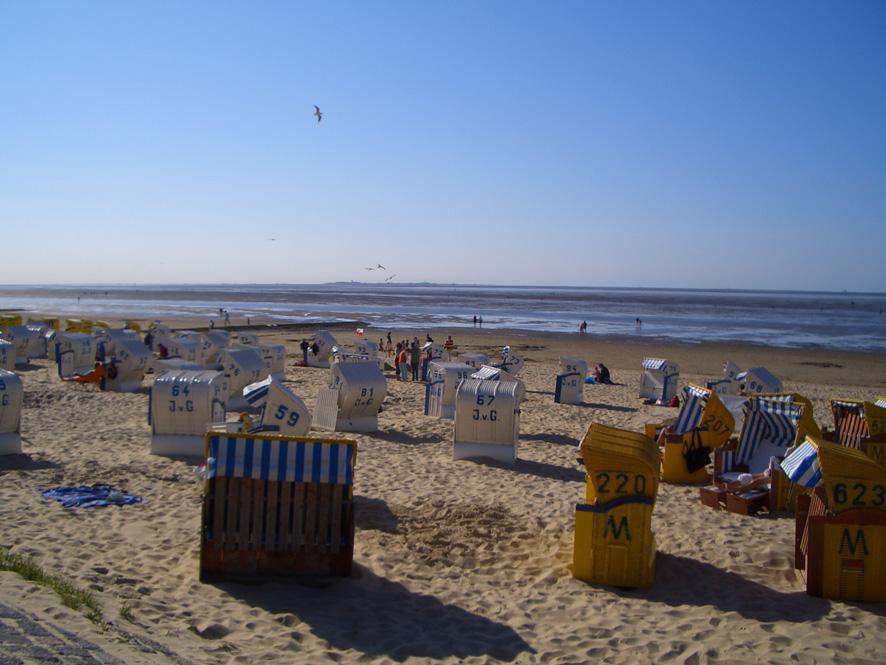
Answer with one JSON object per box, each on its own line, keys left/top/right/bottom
{"left": 75, "top": 362, "right": 107, "bottom": 384}
{"left": 595, "top": 363, "right": 612, "bottom": 384}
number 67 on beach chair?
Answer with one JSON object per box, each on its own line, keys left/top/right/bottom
{"left": 200, "top": 432, "right": 358, "bottom": 581}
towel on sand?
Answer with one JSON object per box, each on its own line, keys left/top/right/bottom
{"left": 40, "top": 485, "right": 143, "bottom": 509}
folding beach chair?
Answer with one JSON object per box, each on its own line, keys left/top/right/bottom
{"left": 700, "top": 396, "right": 806, "bottom": 515}
{"left": 200, "top": 432, "right": 357, "bottom": 581}
{"left": 652, "top": 384, "right": 734, "bottom": 484}
{"left": 785, "top": 436, "right": 886, "bottom": 602}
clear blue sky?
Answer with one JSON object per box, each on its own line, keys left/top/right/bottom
{"left": 2, "top": 1, "right": 884, "bottom": 290}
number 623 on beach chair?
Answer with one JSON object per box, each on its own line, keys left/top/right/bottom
{"left": 200, "top": 432, "right": 358, "bottom": 582}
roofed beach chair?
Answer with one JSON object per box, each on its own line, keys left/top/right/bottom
{"left": 700, "top": 395, "right": 809, "bottom": 515}
{"left": 200, "top": 432, "right": 357, "bottom": 581}
{"left": 650, "top": 384, "right": 735, "bottom": 484}
{"left": 639, "top": 358, "right": 679, "bottom": 404}
{"left": 573, "top": 423, "right": 660, "bottom": 588}
{"left": 784, "top": 436, "right": 886, "bottom": 602}
{"left": 826, "top": 400, "right": 886, "bottom": 467}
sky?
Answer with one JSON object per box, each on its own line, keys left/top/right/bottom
{"left": 1, "top": 1, "right": 885, "bottom": 291}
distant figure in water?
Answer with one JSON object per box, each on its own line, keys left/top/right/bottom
{"left": 579, "top": 321, "right": 587, "bottom": 334}
{"left": 636, "top": 318, "right": 642, "bottom": 328}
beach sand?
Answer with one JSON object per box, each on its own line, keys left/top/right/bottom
{"left": 2, "top": 319, "right": 885, "bottom": 664}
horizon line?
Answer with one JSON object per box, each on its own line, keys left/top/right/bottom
{"left": 0, "top": 282, "right": 884, "bottom": 297}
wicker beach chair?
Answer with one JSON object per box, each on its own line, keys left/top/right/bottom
{"left": 826, "top": 399, "right": 886, "bottom": 467}
{"left": 200, "top": 432, "right": 357, "bottom": 581}
{"left": 785, "top": 436, "right": 886, "bottom": 602}
{"left": 651, "top": 384, "right": 735, "bottom": 484}
{"left": 700, "top": 396, "right": 809, "bottom": 515}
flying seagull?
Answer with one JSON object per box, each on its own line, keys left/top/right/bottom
{"left": 313, "top": 105, "right": 322, "bottom": 122}
{"left": 385, "top": 274, "right": 396, "bottom": 282}
{"left": 376, "top": 263, "right": 386, "bottom": 270}
{"left": 364, "top": 267, "right": 375, "bottom": 271}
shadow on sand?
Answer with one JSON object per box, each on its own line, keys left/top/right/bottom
{"left": 578, "top": 402, "right": 638, "bottom": 413}
{"left": 0, "top": 453, "right": 59, "bottom": 473}
{"left": 606, "top": 553, "right": 831, "bottom": 622}
{"left": 463, "top": 456, "right": 584, "bottom": 483}
{"left": 371, "top": 430, "right": 444, "bottom": 446}
{"left": 521, "top": 432, "right": 579, "bottom": 447}
{"left": 216, "top": 564, "right": 534, "bottom": 661}
{"left": 354, "top": 496, "right": 399, "bottom": 534}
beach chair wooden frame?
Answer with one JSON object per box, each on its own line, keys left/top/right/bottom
{"left": 699, "top": 397, "right": 806, "bottom": 515}
{"left": 789, "top": 439, "right": 886, "bottom": 601}
{"left": 574, "top": 423, "right": 659, "bottom": 588}
{"left": 825, "top": 400, "right": 886, "bottom": 467}
{"left": 199, "top": 432, "right": 357, "bottom": 582}
{"left": 654, "top": 385, "right": 734, "bottom": 484}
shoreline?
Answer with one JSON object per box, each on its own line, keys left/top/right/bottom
{"left": 9, "top": 307, "right": 886, "bottom": 359}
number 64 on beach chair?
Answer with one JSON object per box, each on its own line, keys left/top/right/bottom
{"left": 200, "top": 432, "right": 358, "bottom": 581}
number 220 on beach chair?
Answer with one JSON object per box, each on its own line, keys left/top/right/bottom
{"left": 200, "top": 432, "right": 357, "bottom": 581}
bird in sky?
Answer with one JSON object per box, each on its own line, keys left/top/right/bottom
{"left": 268, "top": 238, "right": 277, "bottom": 241}
{"left": 364, "top": 267, "right": 375, "bottom": 271}
{"left": 313, "top": 105, "right": 322, "bottom": 122}
{"left": 385, "top": 274, "right": 396, "bottom": 282}
{"left": 376, "top": 263, "right": 386, "bottom": 270}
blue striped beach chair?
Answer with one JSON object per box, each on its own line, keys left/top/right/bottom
{"left": 701, "top": 396, "right": 805, "bottom": 515}
{"left": 200, "top": 432, "right": 357, "bottom": 581}
{"left": 655, "top": 385, "right": 734, "bottom": 484}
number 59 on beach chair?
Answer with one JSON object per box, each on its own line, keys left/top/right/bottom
{"left": 200, "top": 432, "right": 357, "bottom": 581}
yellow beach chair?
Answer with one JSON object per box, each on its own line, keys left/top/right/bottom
{"left": 785, "top": 436, "right": 886, "bottom": 602}
{"left": 574, "top": 423, "right": 659, "bottom": 588}
{"left": 651, "top": 384, "right": 734, "bottom": 484}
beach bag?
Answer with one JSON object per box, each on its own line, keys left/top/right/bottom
{"left": 682, "top": 428, "right": 712, "bottom": 474}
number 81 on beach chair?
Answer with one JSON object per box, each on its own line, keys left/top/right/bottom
{"left": 200, "top": 432, "right": 358, "bottom": 581}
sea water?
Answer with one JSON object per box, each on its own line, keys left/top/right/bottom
{"left": 1, "top": 284, "right": 884, "bottom": 352}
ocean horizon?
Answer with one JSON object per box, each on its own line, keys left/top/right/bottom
{"left": 1, "top": 283, "right": 885, "bottom": 353}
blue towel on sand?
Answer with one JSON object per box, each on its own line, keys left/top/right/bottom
{"left": 40, "top": 485, "right": 143, "bottom": 509}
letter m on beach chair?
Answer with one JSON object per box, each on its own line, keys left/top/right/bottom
{"left": 200, "top": 432, "right": 357, "bottom": 581}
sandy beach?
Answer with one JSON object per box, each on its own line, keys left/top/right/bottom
{"left": 2, "top": 317, "right": 885, "bottom": 664}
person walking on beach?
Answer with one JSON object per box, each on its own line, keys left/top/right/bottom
{"left": 410, "top": 339, "right": 421, "bottom": 381}
{"left": 300, "top": 339, "right": 309, "bottom": 365}
{"left": 394, "top": 341, "right": 402, "bottom": 375}
{"left": 579, "top": 321, "right": 587, "bottom": 334}
{"left": 224, "top": 310, "right": 231, "bottom": 326}
{"left": 397, "top": 346, "right": 409, "bottom": 381}
{"left": 478, "top": 315, "right": 483, "bottom": 328}
{"left": 473, "top": 315, "right": 477, "bottom": 327}
{"left": 443, "top": 335, "right": 455, "bottom": 360}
